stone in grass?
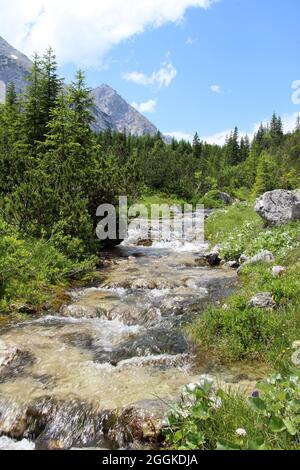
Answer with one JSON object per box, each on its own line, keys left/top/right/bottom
{"left": 249, "top": 293, "right": 277, "bottom": 309}
{"left": 237, "top": 250, "right": 275, "bottom": 274}
{"left": 271, "top": 266, "right": 286, "bottom": 278}
{"left": 239, "top": 254, "right": 250, "bottom": 264}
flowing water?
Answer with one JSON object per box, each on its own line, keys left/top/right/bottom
{"left": 0, "top": 220, "right": 238, "bottom": 450}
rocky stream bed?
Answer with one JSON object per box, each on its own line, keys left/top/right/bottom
{"left": 0, "top": 221, "right": 260, "bottom": 450}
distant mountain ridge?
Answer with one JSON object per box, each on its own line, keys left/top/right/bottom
{"left": 0, "top": 36, "right": 161, "bottom": 138}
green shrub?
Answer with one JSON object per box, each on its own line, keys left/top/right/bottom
{"left": 0, "top": 218, "right": 96, "bottom": 314}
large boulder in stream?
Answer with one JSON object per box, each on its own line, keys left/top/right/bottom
{"left": 255, "top": 189, "right": 300, "bottom": 226}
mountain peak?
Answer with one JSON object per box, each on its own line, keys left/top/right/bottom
{"left": 91, "top": 84, "right": 158, "bottom": 137}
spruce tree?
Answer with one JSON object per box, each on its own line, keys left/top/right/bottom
{"left": 192, "top": 132, "right": 202, "bottom": 158}
{"left": 270, "top": 113, "right": 283, "bottom": 145}
{"left": 226, "top": 127, "right": 240, "bottom": 165}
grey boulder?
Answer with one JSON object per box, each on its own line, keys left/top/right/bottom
{"left": 255, "top": 189, "right": 300, "bottom": 226}
{"left": 249, "top": 293, "right": 277, "bottom": 309}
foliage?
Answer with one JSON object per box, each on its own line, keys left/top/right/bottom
{"left": 0, "top": 218, "right": 95, "bottom": 314}
{"left": 164, "top": 370, "right": 300, "bottom": 450}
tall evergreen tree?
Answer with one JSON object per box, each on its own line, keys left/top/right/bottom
{"left": 240, "top": 135, "right": 250, "bottom": 161}
{"left": 270, "top": 113, "right": 283, "bottom": 145}
{"left": 192, "top": 132, "right": 202, "bottom": 158}
{"left": 295, "top": 114, "right": 300, "bottom": 132}
{"left": 226, "top": 127, "right": 240, "bottom": 165}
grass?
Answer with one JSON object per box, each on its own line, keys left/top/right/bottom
{"left": 189, "top": 204, "right": 300, "bottom": 366}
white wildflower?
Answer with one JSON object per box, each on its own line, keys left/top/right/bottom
{"left": 236, "top": 428, "right": 247, "bottom": 438}
{"left": 198, "top": 374, "right": 214, "bottom": 389}
{"left": 185, "top": 383, "right": 197, "bottom": 393}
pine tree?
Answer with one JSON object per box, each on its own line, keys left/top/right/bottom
{"left": 295, "top": 114, "right": 300, "bottom": 132}
{"left": 240, "top": 135, "right": 250, "bottom": 161}
{"left": 39, "top": 47, "right": 63, "bottom": 129}
{"left": 192, "top": 132, "right": 202, "bottom": 158}
{"left": 23, "top": 53, "right": 44, "bottom": 150}
{"left": 226, "top": 127, "right": 240, "bottom": 165}
{"left": 270, "top": 113, "right": 283, "bottom": 145}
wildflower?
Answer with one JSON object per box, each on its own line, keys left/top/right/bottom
{"left": 186, "top": 383, "right": 197, "bottom": 393}
{"left": 251, "top": 390, "right": 259, "bottom": 398}
{"left": 236, "top": 428, "right": 247, "bottom": 438}
{"left": 211, "top": 396, "right": 222, "bottom": 409}
{"left": 198, "top": 374, "right": 214, "bottom": 389}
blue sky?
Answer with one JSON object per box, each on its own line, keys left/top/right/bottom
{"left": 1, "top": 0, "right": 300, "bottom": 142}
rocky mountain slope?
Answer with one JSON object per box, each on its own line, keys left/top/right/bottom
{"left": 0, "top": 36, "right": 160, "bottom": 137}
{"left": 0, "top": 36, "right": 31, "bottom": 101}
{"left": 91, "top": 84, "right": 158, "bottom": 136}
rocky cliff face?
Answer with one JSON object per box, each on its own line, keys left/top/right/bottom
{"left": 0, "top": 37, "right": 161, "bottom": 138}
{"left": 91, "top": 84, "right": 158, "bottom": 137}
{"left": 0, "top": 36, "right": 31, "bottom": 102}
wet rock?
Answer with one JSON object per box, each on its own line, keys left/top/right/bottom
{"left": 255, "top": 189, "right": 300, "bottom": 226}
{"left": 27, "top": 397, "right": 117, "bottom": 450}
{"left": 225, "top": 260, "right": 240, "bottom": 269}
{"left": 94, "top": 328, "right": 189, "bottom": 366}
{"left": 272, "top": 266, "right": 286, "bottom": 278}
{"left": 110, "top": 399, "right": 168, "bottom": 447}
{"left": 205, "top": 244, "right": 222, "bottom": 267}
{"left": 249, "top": 293, "right": 277, "bottom": 309}
{"left": 0, "top": 341, "right": 35, "bottom": 384}
{"left": 195, "top": 256, "right": 208, "bottom": 267}
{"left": 60, "top": 304, "right": 99, "bottom": 318}
{"left": 206, "top": 252, "right": 222, "bottom": 267}
{"left": 131, "top": 278, "right": 157, "bottom": 289}
{"left": 0, "top": 395, "right": 166, "bottom": 450}
{"left": 0, "top": 341, "right": 20, "bottom": 369}
{"left": 136, "top": 239, "right": 153, "bottom": 247}
{"left": 0, "top": 400, "right": 31, "bottom": 438}
{"left": 60, "top": 332, "right": 94, "bottom": 350}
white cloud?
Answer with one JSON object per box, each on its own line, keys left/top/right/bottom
{"left": 123, "top": 63, "right": 177, "bottom": 88}
{"left": 202, "top": 129, "right": 231, "bottom": 145}
{"left": 164, "top": 131, "right": 194, "bottom": 142}
{"left": 0, "top": 0, "right": 216, "bottom": 66}
{"left": 186, "top": 36, "right": 198, "bottom": 45}
{"left": 210, "top": 84, "right": 221, "bottom": 93}
{"left": 131, "top": 99, "right": 157, "bottom": 113}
